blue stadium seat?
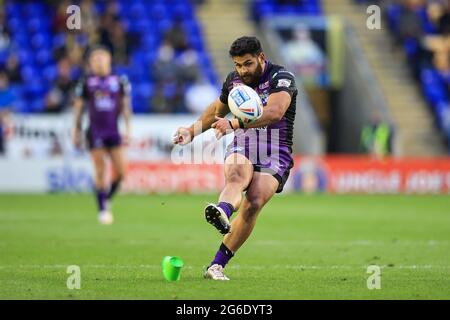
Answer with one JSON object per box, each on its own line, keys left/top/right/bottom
{"left": 386, "top": 4, "right": 402, "bottom": 33}
{"left": 7, "top": 17, "right": 22, "bottom": 34}
{"left": 36, "top": 49, "right": 53, "bottom": 67}
{"left": 5, "top": 2, "right": 21, "bottom": 18}
{"left": 27, "top": 18, "right": 49, "bottom": 35}
{"left": 22, "top": 2, "right": 46, "bottom": 18}
{"left": 52, "top": 33, "right": 67, "bottom": 50}
{"left": 129, "top": 2, "right": 146, "bottom": 20}
{"left": 132, "top": 96, "right": 150, "bottom": 114}
{"left": 20, "top": 65, "right": 36, "bottom": 82}
{"left": 43, "top": 65, "right": 58, "bottom": 83}
{"left": 13, "top": 98, "right": 27, "bottom": 113}
{"left": 136, "top": 82, "right": 154, "bottom": 100}
{"left": 29, "top": 98, "right": 45, "bottom": 113}
{"left": 31, "top": 33, "right": 52, "bottom": 50}
{"left": 156, "top": 19, "right": 174, "bottom": 34}
{"left": 251, "top": 0, "right": 323, "bottom": 21}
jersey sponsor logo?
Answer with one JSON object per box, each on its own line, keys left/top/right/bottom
{"left": 87, "top": 77, "right": 99, "bottom": 87}
{"left": 259, "top": 81, "right": 270, "bottom": 90}
{"left": 94, "top": 92, "right": 114, "bottom": 111}
{"left": 231, "top": 81, "right": 243, "bottom": 88}
{"left": 108, "top": 77, "right": 120, "bottom": 92}
{"left": 277, "top": 79, "right": 292, "bottom": 88}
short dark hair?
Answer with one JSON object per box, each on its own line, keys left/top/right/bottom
{"left": 229, "top": 36, "right": 263, "bottom": 57}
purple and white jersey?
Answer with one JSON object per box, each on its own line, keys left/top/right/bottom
{"left": 74, "top": 74, "right": 131, "bottom": 139}
{"left": 220, "top": 61, "right": 297, "bottom": 151}
{"left": 220, "top": 61, "right": 297, "bottom": 192}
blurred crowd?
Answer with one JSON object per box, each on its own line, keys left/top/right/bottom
{"left": 356, "top": 0, "right": 449, "bottom": 94}
{"left": 356, "top": 0, "right": 449, "bottom": 146}
{"left": 0, "top": 0, "right": 217, "bottom": 117}
{"left": 387, "top": 0, "right": 449, "bottom": 144}
{"left": 390, "top": 0, "right": 448, "bottom": 79}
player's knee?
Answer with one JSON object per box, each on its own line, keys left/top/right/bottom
{"left": 226, "top": 171, "right": 247, "bottom": 187}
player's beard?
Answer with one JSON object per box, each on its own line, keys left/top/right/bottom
{"left": 240, "top": 61, "right": 263, "bottom": 87}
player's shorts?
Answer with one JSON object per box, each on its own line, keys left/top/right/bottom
{"left": 86, "top": 129, "right": 121, "bottom": 150}
{"left": 225, "top": 139, "right": 294, "bottom": 193}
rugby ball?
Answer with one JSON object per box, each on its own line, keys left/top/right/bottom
{"left": 228, "top": 85, "right": 263, "bottom": 123}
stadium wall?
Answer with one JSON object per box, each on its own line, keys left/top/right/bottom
{"left": 1, "top": 115, "right": 449, "bottom": 194}
{"left": 1, "top": 156, "right": 449, "bottom": 194}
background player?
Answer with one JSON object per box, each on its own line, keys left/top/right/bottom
{"left": 72, "top": 46, "right": 132, "bottom": 225}
{"left": 173, "top": 36, "right": 297, "bottom": 280}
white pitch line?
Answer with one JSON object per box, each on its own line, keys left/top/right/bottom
{"left": 1, "top": 240, "right": 448, "bottom": 247}
{"left": 251, "top": 240, "right": 450, "bottom": 246}
{"left": 0, "top": 265, "right": 449, "bottom": 270}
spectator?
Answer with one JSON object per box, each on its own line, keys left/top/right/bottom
{"left": 426, "top": 1, "right": 446, "bottom": 34}
{"left": 0, "top": 71, "right": 14, "bottom": 155}
{"left": 152, "top": 43, "right": 178, "bottom": 83}
{"left": 0, "top": 11, "right": 10, "bottom": 53}
{"left": 433, "top": 51, "right": 450, "bottom": 90}
{"left": 98, "top": 11, "right": 117, "bottom": 51}
{"left": 360, "top": 114, "right": 394, "bottom": 158}
{"left": 65, "top": 33, "right": 88, "bottom": 69}
{"left": 163, "top": 20, "right": 188, "bottom": 53}
{"left": 52, "top": 0, "right": 72, "bottom": 33}
{"left": 176, "top": 47, "right": 201, "bottom": 84}
{"left": 151, "top": 80, "right": 185, "bottom": 113}
{"left": 398, "top": 0, "right": 424, "bottom": 43}
{"left": 282, "top": 23, "right": 326, "bottom": 86}
{"left": 150, "top": 82, "right": 171, "bottom": 113}
{"left": 109, "top": 22, "right": 132, "bottom": 65}
{"left": 0, "top": 108, "right": 9, "bottom": 155}
{"left": 0, "top": 71, "right": 15, "bottom": 110}
{"left": 80, "top": 0, "right": 99, "bottom": 41}
{"left": 44, "top": 57, "right": 75, "bottom": 113}
{"left": 437, "top": 4, "right": 450, "bottom": 35}
{"left": 4, "top": 54, "right": 22, "bottom": 83}
{"left": 185, "top": 78, "right": 219, "bottom": 114}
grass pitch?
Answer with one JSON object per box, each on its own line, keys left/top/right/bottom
{"left": 0, "top": 193, "right": 449, "bottom": 299}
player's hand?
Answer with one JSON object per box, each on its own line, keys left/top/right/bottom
{"left": 211, "top": 116, "right": 235, "bottom": 140}
{"left": 172, "top": 127, "right": 193, "bottom": 145}
{"left": 72, "top": 128, "right": 82, "bottom": 148}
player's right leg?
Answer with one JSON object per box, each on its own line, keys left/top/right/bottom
{"left": 205, "top": 153, "right": 253, "bottom": 234}
{"left": 204, "top": 172, "right": 279, "bottom": 280}
{"left": 107, "top": 145, "right": 126, "bottom": 201}
{"left": 90, "top": 148, "right": 113, "bottom": 225}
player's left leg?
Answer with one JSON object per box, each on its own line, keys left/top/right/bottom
{"left": 205, "top": 172, "right": 279, "bottom": 280}
{"left": 107, "top": 146, "right": 126, "bottom": 202}
{"left": 90, "top": 147, "right": 113, "bottom": 224}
